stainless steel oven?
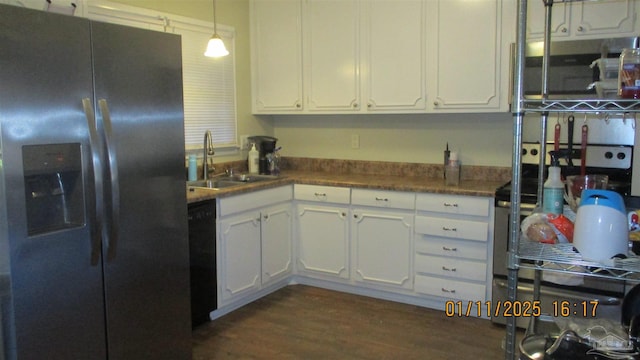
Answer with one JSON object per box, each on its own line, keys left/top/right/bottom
{"left": 491, "top": 140, "right": 633, "bottom": 328}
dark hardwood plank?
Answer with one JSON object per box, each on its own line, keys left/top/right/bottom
{"left": 192, "top": 285, "right": 517, "bottom": 359}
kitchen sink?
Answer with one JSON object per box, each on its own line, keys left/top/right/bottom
{"left": 187, "top": 174, "right": 279, "bottom": 190}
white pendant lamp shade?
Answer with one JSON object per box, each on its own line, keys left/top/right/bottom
{"left": 204, "top": 0, "right": 229, "bottom": 57}
{"left": 205, "top": 34, "right": 229, "bottom": 57}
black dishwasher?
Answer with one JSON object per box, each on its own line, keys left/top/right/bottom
{"left": 188, "top": 200, "right": 217, "bottom": 328}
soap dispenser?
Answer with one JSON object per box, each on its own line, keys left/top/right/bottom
{"left": 543, "top": 151, "right": 564, "bottom": 215}
{"left": 248, "top": 143, "right": 259, "bottom": 174}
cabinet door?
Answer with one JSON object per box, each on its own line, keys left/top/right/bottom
{"left": 219, "top": 211, "right": 262, "bottom": 303}
{"left": 304, "top": 0, "right": 360, "bottom": 112}
{"left": 427, "top": 0, "right": 503, "bottom": 112}
{"left": 572, "top": 0, "right": 636, "bottom": 38}
{"left": 352, "top": 209, "right": 413, "bottom": 289}
{"left": 527, "top": 0, "right": 636, "bottom": 40}
{"left": 526, "top": 0, "right": 570, "bottom": 39}
{"left": 261, "top": 203, "right": 293, "bottom": 285}
{"left": 362, "top": 0, "right": 426, "bottom": 112}
{"left": 250, "top": 0, "right": 303, "bottom": 113}
{"left": 296, "top": 203, "right": 350, "bottom": 279}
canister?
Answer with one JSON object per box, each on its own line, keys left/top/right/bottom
{"left": 618, "top": 48, "right": 640, "bottom": 98}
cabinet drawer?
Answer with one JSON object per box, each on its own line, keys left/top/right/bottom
{"left": 351, "top": 188, "right": 415, "bottom": 210}
{"left": 415, "top": 237, "right": 487, "bottom": 261}
{"left": 414, "top": 275, "right": 486, "bottom": 302}
{"left": 415, "top": 216, "right": 488, "bottom": 242}
{"left": 416, "top": 194, "right": 490, "bottom": 217}
{"left": 219, "top": 185, "right": 292, "bottom": 217}
{"left": 294, "top": 184, "right": 351, "bottom": 204}
{"left": 415, "top": 254, "right": 486, "bottom": 282}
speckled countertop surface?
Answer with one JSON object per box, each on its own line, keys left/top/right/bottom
{"left": 186, "top": 170, "right": 505, "bottom": 204}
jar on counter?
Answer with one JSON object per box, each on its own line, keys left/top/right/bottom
{"left": 618, "top": 48, "right": 640, "bottom": 99}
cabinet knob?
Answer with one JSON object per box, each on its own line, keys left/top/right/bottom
{"left": 341, "top": 212, "right": 346, "bottom": 217}
{"left": 442, "top": 226, "right": 457, "bottom": 232}
{"left": 263, "top": 214, "right": 269, "bottom": 220}
{"left": 443, "top": 202, "right": 458, "bottom": 208}
{"left": 561, "top": 27, "right": 568, "bottom": 33}
{"left": 295, "top": 102, "right": 301, "bottom": 108}
{"left": 442, "top": 246, "right": 458, "bottom": 252}
{"left": 353, "top": 214, "right": 358, "bottom": 219}
{"left": 375, "top": 197, "right": 389, "bottom": 202}
{"left": 576, "top": 26, "right": 584, "bottom": 32}
{"left": 442, "top": 266, "right": 457, "bottom": 272}
{"left": 441, "top": 288, "right": 456, "bottom": 294}
{"left": 433, "top": 101, "right": 440, "bottom": 106}
{"left": 367, "top": 102, "right": 372, "bottom": 108}
{"left": 352, "top": 103, "right": 358, "bottom": 109}
{"left": 314, "top": 192, "right": 327, "bottom": 197}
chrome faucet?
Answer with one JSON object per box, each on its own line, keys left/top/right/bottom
{"left": 203, "top": 130, "right": 215, "bottom": 180}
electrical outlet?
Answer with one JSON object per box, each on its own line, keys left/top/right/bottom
{"left": 351, "top": 134, "right": 360, "bottom": 149}
{"left": 240, "top": 135, "right": 250, "bottom": 150}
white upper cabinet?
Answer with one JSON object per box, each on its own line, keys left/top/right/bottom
{"left": 426, "top": 0, "right": 506, "bottom": 112}
{"left": 250, "top": 0, "right": 511, "bottom": 114}
{"left": 251, "top": 0, "right": 428, "bottom": 114}
{"left": 304, "top": 0, "right": 361, "bottom": 112}
{"left": 362, "top": 0, "right": 427, "bottom": 112}
{"left": 250, "top": 0, "right": 303, "bottom": 113}
{"left": 527, "top": 0, "right": 637, "bottom": 40}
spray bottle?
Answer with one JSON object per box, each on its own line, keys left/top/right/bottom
{"left": 543, "top": 151, "right": 564, "bottom": 215}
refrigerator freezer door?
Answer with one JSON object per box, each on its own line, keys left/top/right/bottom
{"left": 90, "top": 22, "right": 191, "bottom": 359}
{"left": 0, "top": 6, "right": 107, "bottom": 359}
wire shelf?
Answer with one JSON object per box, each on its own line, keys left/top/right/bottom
{"left": 518, "top": 241, "right": 640, "bottom": 281}
{"left": 522, "top": 99, "right": 640, "bottom": 113}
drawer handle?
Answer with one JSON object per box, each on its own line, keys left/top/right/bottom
{"left": 442, "top": 266, "right": 457, "bottom": 272}
{"left": 443, "top": 202, "right": 459, "bottom": 207}
{"left": 314, "top": 192, "right": 327, "bottom": 197}
{"left": 441, "top": 288, "right": 456, "bottom": 294}
{"left": 442, "top": 246, "right": 458, "bottom": 252}
{"left": 375, "top": 197, "right": 389, "bottom": 202}
{"left": 442, "top": 227, "right": 457, "bottom": 232}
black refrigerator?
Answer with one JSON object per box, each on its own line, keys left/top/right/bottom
{"left": 0, "top": 5, "right": 191, "bottom": 359}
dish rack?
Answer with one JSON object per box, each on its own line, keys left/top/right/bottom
{"left": 507, "top": 1, "right": 640, "bottom": 359}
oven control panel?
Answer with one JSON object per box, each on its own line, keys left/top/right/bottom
{"left": 521, "top": 142, "right": 632, "bottom": 169}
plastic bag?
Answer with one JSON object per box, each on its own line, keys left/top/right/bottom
{"left": 521, "top": 213, "right": 558, "bottom": 243}
{"left": 547, "top": 213, "right": 574, "bottom": 243}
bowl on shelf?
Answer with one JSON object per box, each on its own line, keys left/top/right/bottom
{"left": 564, "top": 174, "right": 609, "bottom": 212}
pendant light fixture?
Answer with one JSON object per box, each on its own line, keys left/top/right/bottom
{"left": 204, "top": 0, "right": 229, "bottom": 57}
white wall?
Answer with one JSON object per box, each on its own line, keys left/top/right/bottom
{"left": 272, "top": 112, "right": 514, "bottom": 167}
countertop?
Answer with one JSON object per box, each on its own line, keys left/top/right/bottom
{"left": 187, "top": 170, "right": 505, "bottom": 204}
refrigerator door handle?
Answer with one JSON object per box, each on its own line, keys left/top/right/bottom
{"left": 82, "top": 98, "right": 104, "bottom": 266}
{"left": 98, "top": 99, "right": 120, "bottom": 261}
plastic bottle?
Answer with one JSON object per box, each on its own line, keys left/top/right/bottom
{"left": 188, "top": 154, "right": 197, "bottom": 181}
{"left": 543, "top": 151, "right": 564, "bottom": 215}
{"left": 248, "top": 143, "right": 259, "bottom": 174}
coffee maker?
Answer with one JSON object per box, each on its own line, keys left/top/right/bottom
{"left": 248, "top": 136, "right": 277, "bottom": 175}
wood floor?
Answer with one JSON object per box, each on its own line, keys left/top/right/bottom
{"left": 192, "top": 285, "right": 519, "bottom": 359}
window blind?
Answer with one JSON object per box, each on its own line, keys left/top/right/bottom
{"left": 172, "top": 23, "right": 237, "bottom": 149}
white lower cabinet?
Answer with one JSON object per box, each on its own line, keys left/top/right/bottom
{"left": 219, "top": 210, "right": 262, "bottom": 303}
{"left": 218, "top": 186, "right": 293, "bottom": 306}
{"left": 216, "top": 183, "right": 495, "bottom": 317}
{"left": 261, "top": 203, "right": 293, "bottom": 286}
{"left": 295, "top": 185, "right": 351, "bottom": 280}
{"left": 351, "top": 189, "right": 414, "bottom": 290}
{"left": 414, "top": 193, "right": 493, "bottom": 314}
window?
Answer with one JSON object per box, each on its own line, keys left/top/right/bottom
{"left": 83, "top": 0, "right": 238, "bottom": 151}
{"left": 170, "top": 20, "right": 237, "bottom": 150}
